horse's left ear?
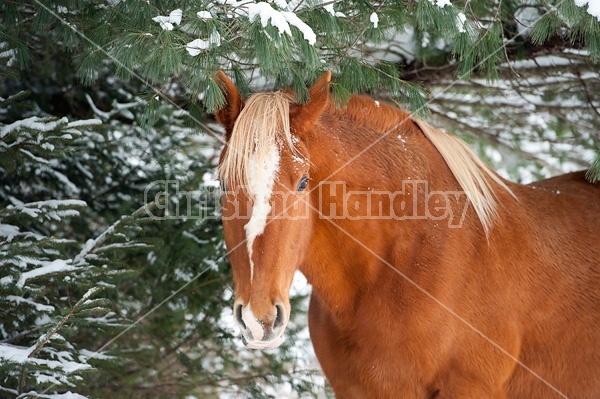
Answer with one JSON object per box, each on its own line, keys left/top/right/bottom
{"left": 290, "top": 71, "right": 332, "bottom": 134}
{"left": 214, "top": 70, "right": 244, "bottom": 137}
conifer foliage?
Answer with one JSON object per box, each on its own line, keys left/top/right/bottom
{"left": 1, "top": 0, "right": 599, "bottom": 398}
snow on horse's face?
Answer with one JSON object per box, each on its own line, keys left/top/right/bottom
{"left": 215, "top": 71, "right": 330, "bottom": 349}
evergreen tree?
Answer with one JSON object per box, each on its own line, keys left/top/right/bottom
{"left": 1, "top": 0, "right": 598, "bottom": 398}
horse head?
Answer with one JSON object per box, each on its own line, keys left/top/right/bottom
{"left": 215, "top": 71, "right": 331, "bottom": 349}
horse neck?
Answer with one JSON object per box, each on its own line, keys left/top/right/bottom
{"left": 299, "top": 101, "right": 492, "bottom": 315}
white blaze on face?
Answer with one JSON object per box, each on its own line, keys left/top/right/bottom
{"left": 244, "top": 144, "right": 280, "bottom": 281}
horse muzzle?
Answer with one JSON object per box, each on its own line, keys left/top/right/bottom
{"left": 234, "top": 299, "right": 288, "bottom": 349}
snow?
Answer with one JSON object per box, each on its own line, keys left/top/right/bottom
{"left": 80, "top": 286, "right": 102, "bottom": 302}
{"left": 66, "top": 119, "right": 101, "bottom": 128}
{"left": 1, "top": 48, "right": 16, "bottom": 68}
{"left": 248, "top": 2, "right": 291, "bottom": 35}
{"left": 1, "top": 116, "right": 68, "bottom": 138}
{"left": 244, "top": 144, "right": 280, "bottom": 281}
{"left": 186, "top": 30, "right": 222, "bottom": 56}
{"left": 187, "top": 39, "right": 211, "bottom": 55}
{"left": 503, "top": 55, "right": 573, "bottom": 69}
{"left": 203, "top": 258, "right": 220, "bottom": 271}
{"left": 428, "top": 0, "right": 451, "bottom": 7}
{"left": 575, "top": 0, "right": 600, "bottom": 21}
{"left": 369, "top": 29, "right": 416, "bottom": 64}
{"left": 274, "top": 0, "right": 288, "bottom": 8}
{"left": 514, "top": 6, "right": 540, "bottom": 35}
{"left": 485, "top": 147, "right": 502, "bottom": 163}
{"left": 0, "top": 344, "right": 34, "bottom": 363}
{"left": 6, "top": 295, "right": 55, "bottom": 312}
{"left": 197, "top": 11, "right": 212, "bottom": 19}
{"left": 282, "top": 12, "right": 317, "bottom": 45}
{"left": 79, "top": 349, "right": 115, "bottom": 361}
{"left": 220, "top": 1, "right": 317, "bottom": 45}
{"left": 53, "top": 170, "right": 81, "bottom": 195}
{"left": 0, "top": 343, "right": 91, "bottom": 379}
{"left": 527, "top": 114, "right": 548, "bottom": 129}
{"left": 42, "top": 142, "right": 55, "bottom": 151}
{"left": 17, "top": 259, "right": 76, "bottom": 288}
{"left": 370, "top": 12, "right": 379, "bottom": 29}
{"left": 8, "top": 199, "right": 86, "bottom": 220}
{"left": 19, "top": 392, "right": 88, "bottom": 399}
{"left": 85, "top": 94, "right": 111, "bottom": 120}
{"left": 323, "top": 3, "right": 335, "bottom": 15}
{"left": 0, "top": 223, "right": 20, "bottom": 240}
{"left": 152, "top": 9, "right": 182, "bottom": 31}
{"left": 73, "top": 223, "right": 117, "bottom": 265}
{"left": 0, "top": 275, "right": 14, "bottom": 285}
{"left": 19, "top": 149, "right": 49, "bottom": 164}
{"left": 323, "top": 3, "right": 346, "bottom": 18}
{"left": 456, "top": 12, "right": 467, "bottom": 33}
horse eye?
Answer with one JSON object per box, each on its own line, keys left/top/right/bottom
{"left": 297, "top": 176, "right": 309, "bottom": 191}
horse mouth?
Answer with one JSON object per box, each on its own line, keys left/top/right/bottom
{"left": 242, "top": 334, "right": 284, "bottom": 349}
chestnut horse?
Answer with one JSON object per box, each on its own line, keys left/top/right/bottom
{"left": 214, "top": 71, "right": 600, "bottom": 399}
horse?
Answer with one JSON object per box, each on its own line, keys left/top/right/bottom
{"left": 213, "top": 70, "right": 600, "bottom": 399}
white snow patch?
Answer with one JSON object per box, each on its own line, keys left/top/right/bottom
{"left": 197, "top": 10, "right": 212, "bottom": 19}
{"left": 66, "top": 119, "right": 101, "bottom": 128}
{"left": 244, "top": 145, "right": 280, "bottom": 281}
{"left": 282, "top": 12, "right": 317, "bottom": 45}
{"left": 186, "top": 30, "right": 221, "bottom": 56}
{"left": 0, "top": 224, "right": 20, "bottom": 241}
{"left": 152, "top": 9, "right": 182, "bottom": 31}
{"left": 248, "top": 2, "right": 290, "bottom": 34}
{"left": 527, "top": 113, "right": 548, "bottom": 129}
{"left": 456, "top": 12, "right": 467, "bottom": 33}
{"left": 485, "top": 147, "right": 502, "bottom": 163}
{"left": 272, "top": 0, "right": 288, "bottom": 9}
{"left": 428, "top": 0, "right": 451, "bottom": 7}
{"left": 17, "top": 260, "right": 76, "bottom": 288}
{"left": 0, "top": 344, "right": 90, "bottom": 377}
{"left": 421, "top": 32, "right": 430, "bottom": 47}
{"left": 0, "top": 344, "right": 34, "bottom": 363}
{"left": 186, "top": 39, "right": 208, "bottom": 55}
{"left": 370, "top": 12, "right": 379, "bottom": 28}
{"left": 6, "top": 296, "right": 55, "bottom": 312}
{"left": 323, "top": 3, "right": 346, "bottom": 17}
{"left": 1, "top": 116, "right": 68, "bottom": 138}
{"left": 244, "top": 2, "right": 317, "bottom": 45}
{"left": 25, "top": 391, "right": 88, "bottom": 399}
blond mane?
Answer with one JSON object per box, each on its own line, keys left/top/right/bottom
{"left": 218, "top": 91, "right": 296, "bottom": 187}
{"left": 414, "top": 119, "right": 517, "bottom": 235}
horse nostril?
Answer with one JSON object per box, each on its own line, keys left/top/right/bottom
{"left": 273, "top": 303, "right": 285, "bottom": 330}
{"left": 234, "top": 303, "right": 246, "bottom": 330}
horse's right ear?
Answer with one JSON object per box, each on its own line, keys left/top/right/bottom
{"left": 214, "top": 71, "right": 244, "bottom": 135}
{"left": 290, "top": 71, "right": 332, "bottom": 135}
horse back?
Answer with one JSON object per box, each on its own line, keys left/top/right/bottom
{"left": 518, "top": 170, "right": 599, "bottom": 273}
{"left": 527, "top": 170, "right": 599, "bottom": 193}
